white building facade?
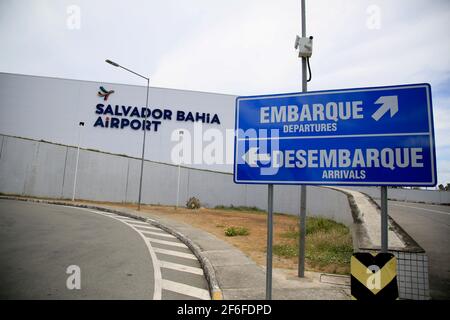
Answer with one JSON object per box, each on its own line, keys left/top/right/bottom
{"left": 0, "top": 72, "right": 236, "bottom": 173}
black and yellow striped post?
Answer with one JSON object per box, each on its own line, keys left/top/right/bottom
{"left": 351, "top": 252, "right": 398, "bottom": 300}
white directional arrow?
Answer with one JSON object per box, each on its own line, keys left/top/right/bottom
{"left": 372, "top": 95, "right": 399, "bottom": 121}
{"left": 242, "top": 147, "right": 271, "bottom": 167}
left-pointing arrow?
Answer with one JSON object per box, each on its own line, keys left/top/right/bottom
{"left": 242, "top": 147, "right": 271, "bottom": 167}
{"left": 372, "top": 95, "right": 399, "bottom": 121}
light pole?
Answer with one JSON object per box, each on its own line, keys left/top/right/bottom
{"left": 72, "top": 121, "right": 85, "bottom": 201}
{"left": 176, "top": 130, "right": 184, "bottom": 209}
{"left": 106, "top": 59, "right": 150, "bottom": 211}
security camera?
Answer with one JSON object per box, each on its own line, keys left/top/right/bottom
{"left": 294, "top": 35, "right": 313, "bottom": 58}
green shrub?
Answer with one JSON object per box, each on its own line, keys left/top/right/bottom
{"left": 186, "top": 197, "right": 201, "bottom": 209}
{"left": 225, "top": 226, "right": 249, "bottom": 237}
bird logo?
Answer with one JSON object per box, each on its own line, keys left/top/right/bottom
{"left": 98, "top": 86, "right": 115, "bottom": 101}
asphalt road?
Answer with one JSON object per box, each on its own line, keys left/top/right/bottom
{"left": 0, "top": 200, "right": 210, "bottom": 300}
{"left": 382, "top": 200, "right": 450, "bottom": 300}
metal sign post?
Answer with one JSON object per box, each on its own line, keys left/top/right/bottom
{"left": 299, "top": 185, "right": 307, "bottom": 277}
{"left": 380, "top": 186, "right": 388, "bottom": 252}
{"left": 298, "top": 0, "right": 308, "bottom": 278}
{"left": 266, "top": 184, "right": 274, "bottom": 300}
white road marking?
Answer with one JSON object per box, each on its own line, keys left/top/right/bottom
{"left": 140, "top": 230, "right": 176, "bottom": 238}
{"left": 79, "top": 209, "right": 163, "bottom": 300}
{"left": 146, "top": 237, "right": 188, "bottom": 248}
{"left": 154, "top": 247, "right": 197, "bottom": 260}
{"left": 61, "top": 206, "right": 112, "bottom": 215}
{"left": 162, "top": 279, "right": 210, "bottom": 300}
{"left": 90, "top": 210, "right": 115, "bottom": 216}
{"left": 391, "top": 203, "right": 450, "bottom": 215}
{"left": 58, "top": 205, "right": 209, "bottom": 300}
{"left": 133, "top": 225, "right": 163, "bottom": 231}
{"left": 113, "top": 216, "right": 138, "bottom": 221}
{"left": 120, "top": 219, "right": 149, "bottom": 226}
{"left": 127, "top": 226, "right": 162, "bottom": 300}
{"left": 159, "top": 261, "right": 204, "bottom": 275}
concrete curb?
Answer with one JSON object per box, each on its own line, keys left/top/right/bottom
{"left": 323, "top": 187, "right": 372, "bottom": 250}
{"left": 0, "top": 196, "right": 223, "bottom": 300}
{"left": 325, "top": 186, "right": 425, "bottom": 253}
{"left": 358, "top": 190, "right": 424, "bottom": 253}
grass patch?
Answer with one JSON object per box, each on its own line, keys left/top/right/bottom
{"left": 306, "top": 216, "right": 348, "bottom": 235}
{"left": 273, "top": 244, "right": 297, "bottom": 258}
{"left": 276, "top": 217, "right": 353, "bottom": 274}
{"left": 280, "top": 217, "right": 349, "bottom": 238}
{"left": 280, "top": 225, "right": 299, "bottom": 239}
{"left": 225, "top": 226, "right": 250, "bottom": 237}
{"left": 306, "top": 230, "right": 353, "bottom": 267}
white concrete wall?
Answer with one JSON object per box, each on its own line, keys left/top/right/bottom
{"left": 0, "top": 135, "right": 354, "bottom": 226}
{"left": 346, "top": 186, "right": 450, "bottom": 205}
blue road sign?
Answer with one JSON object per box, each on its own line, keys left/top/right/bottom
{"left": 234, "top": 83, "right": 436, "bottom": 186}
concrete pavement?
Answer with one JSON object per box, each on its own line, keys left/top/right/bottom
{"left": 0, "top": 197, "right": 350, "bottom": 300}
{"left": 0, "top": 199, "right": 210, "bottom": 300}
{"left": 0, "top": 199, "right": 154, "bottom": 299}
{"left": 2, "top": 194, "right": 447, "bottom": 300}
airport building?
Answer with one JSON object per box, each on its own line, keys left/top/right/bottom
{"left": 0, "top": 72, "right": 236, "bottom": 172}
{"left": 0, "top": 71, "right": 358, "bottom": 225}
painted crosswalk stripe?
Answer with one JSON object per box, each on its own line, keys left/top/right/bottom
{"left": 159, "top": 261, "right": 204, "bottom": 275}
{"left": 147, "top": 237, "right": 188, "bottom": 248}
{"left": 153, "top": 247, "right": 197, "bottom": 260}
{"left": 136, "top": 224, "right": 165, "bottom": 234}
{"left": 162, "top": 279, "right": 210, "bottom": 300}
{"left": 140, "top": 230, "right": 176, "bottom": 239}
{"left": 91, "top": 210, "right": 115, "bottom": 216}
{"left": 124, "top": 220, "right": 151, "bottom": 226}
{"left": 115, "top": 216, "right": 146, "bottom": 223}
{"left": 113, "top": 216, "right": 137, "bottom": 221}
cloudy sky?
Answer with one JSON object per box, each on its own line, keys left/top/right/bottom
{"left": 0, "top": 0, "right": 449, "bottom": 185}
